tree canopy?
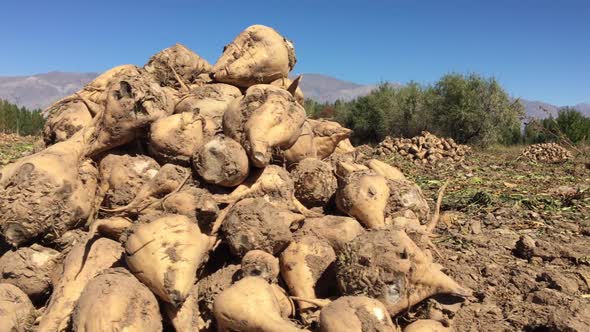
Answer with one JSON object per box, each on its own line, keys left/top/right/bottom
{"left": 0, "top": 99, "right": 45, "bottom": 136}
{"left": 306, "top": 73, "right": 525, "bottom": 148}
{"left": 524, "top": 107, "right": 590, "bottom": 144}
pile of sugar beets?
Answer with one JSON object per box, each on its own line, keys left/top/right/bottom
{"left": 519, "top": 142, "right": 573, "bottom": 163}
{"left": 0, "top": 25, "right": 471, "bottom": 332}
{"left": 374, "top": 132, "right": 471, "bottom": 165}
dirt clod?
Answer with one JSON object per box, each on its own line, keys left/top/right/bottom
{"left": 514, "top": 235, "right": 537, "bottom": 260}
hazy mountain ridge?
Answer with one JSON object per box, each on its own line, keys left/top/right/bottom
{"left": 516, "top": 100, "right": 590, "bottom": 119}
{"left": 290, "top": 73, "right": 401, "bottom": 103}
{"left": 0, "top": 71, "right": 587, "bottom": 119}
{"left": 0, "top": 72, "right": 97, "bottom": 110}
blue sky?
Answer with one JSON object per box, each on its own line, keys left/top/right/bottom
{"left": 0, "top": 0, "right": 588, "bottom": 105}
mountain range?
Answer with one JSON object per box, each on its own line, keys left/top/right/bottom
{"left": 0, "top": 72, "right": 97, "bottom": 110}
{"left": 0, "top": 71, "right": 588, "bottom": 119}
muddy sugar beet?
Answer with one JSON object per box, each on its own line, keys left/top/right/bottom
{"left": 0, "top": 24, "right": 470, "bottom": 332}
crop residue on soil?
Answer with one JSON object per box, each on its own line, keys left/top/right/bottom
{"left": 371, "top": 145, "right": 590, "bottom": 331}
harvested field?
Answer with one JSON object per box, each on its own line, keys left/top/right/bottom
{"left": 1, "top": 23, "right": 589, "bottom": 332}
{"left": 374, "top": 145, "right": 590, "bottom": 331}
{"left": 0, "top": 133, "right": 37, "bottom": 165}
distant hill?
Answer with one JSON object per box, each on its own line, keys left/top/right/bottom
{"left": 519, "top": 100, "right": 590, "bottom": 119}
{"left": 0, "top": 71, "right": 587, "bottom": 119}
{"left": 0, "top": 72, "right": 97, "bottom": 110}
{"left": 291, "top": 73, "right": 401, "bottom": 103}
{"left": 0, "top": 71, "right": 399, "bottom": 110}
{"left": 518, "top": 100, "right": 560, "bottom": 119}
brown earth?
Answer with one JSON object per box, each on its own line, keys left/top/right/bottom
{"left": 2, "top": 135, "right": 588, "bottom": 331}
{"left": 0, "top": 133, "right": 39, "bottom": 165}
{"left": 378, "top": 145, "right": 590, "bottom": 331}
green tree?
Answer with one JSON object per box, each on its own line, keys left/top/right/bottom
{"left": 302, "top": 73, "right": 526, "bottom": 147}
{"left": 0, "top": 99, "right": 45, "bottom": 135}
{"left": 303, "top": 99, "right": 321, "bottom": 118}
{"left": 331, "top": 83, "right": 429, "bottom": 144}
{"left": 555, "top": 107, "right": 590, "bottom": 143}
{"left": 523, "top": 109, "right": 590, "bottom": 144}
{"left": 426, "top": 73, "right": 524, "bottom": 147}
{"left": 346, "top": 94, "right": 384, "bottom": 143}
{"left": 390, "top": 82, "right": 431, "bottom": 137}
{"left": 524, "top": 119, "right": 547, "bottom": 144}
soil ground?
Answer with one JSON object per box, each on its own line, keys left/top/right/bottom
{"left": 381, "top": 145, "right": 590, "bottom": 332}
{"left": 0, "top": 133, "right": 38, "bottom": 166}
{"left": 0, "top": 133, "right": 39, "bottom": 254}
{"left": 1, "top": 135, "right": 588, "bottom": 331}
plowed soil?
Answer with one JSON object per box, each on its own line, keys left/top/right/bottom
{"left": 2, "top": 135, "right": 589, "bottom": 331}
{"left": 380, "top": 146, "right": 590, "bottom": 331}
